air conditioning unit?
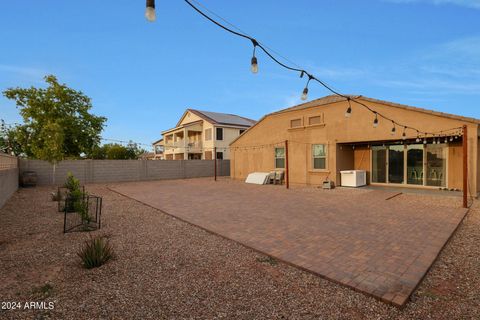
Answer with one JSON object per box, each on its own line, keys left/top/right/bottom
{"left": 340, "top": 170, "right": 367, "bottom": 187}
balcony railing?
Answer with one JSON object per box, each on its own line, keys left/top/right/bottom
{"left": 187, "top": 141, "right": 202, "bottom": 149}
{"left": 164, "top": 140, "right": 184, "bottom": 148}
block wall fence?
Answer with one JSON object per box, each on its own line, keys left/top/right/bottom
{"left": 19, "top": 159, "right": 230, "bottom": 186}
{"left": 0, "top": 153, "right": 18, "bottom": 208}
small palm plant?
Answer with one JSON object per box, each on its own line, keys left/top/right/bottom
{"left": 77, "top": 236, "right": 115, "bottom": 269}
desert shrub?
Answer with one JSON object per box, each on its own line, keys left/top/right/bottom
{"left": 74, "top": 198, "right": 92, "bottom": 230}
{"left": 64, "top": 172, "right": 80, "bottom": 192}
{"left": 62, "top": 173, "right": 86, "bottom": 212}
{"left": 77, "top": 236, "right": 114, "bottom": 269}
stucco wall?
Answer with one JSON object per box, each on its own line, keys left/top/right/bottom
{"left": 213, "top": 126, "right": 244, "bottom": 159}
{"left": 19, "top": 160, "right": 230, "bottom": 186}
{"left": 231, "top": 98, "right": 479, "bottom": 193}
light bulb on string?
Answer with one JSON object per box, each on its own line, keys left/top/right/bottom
{"left": 402, "top": 127, "right": 407, "bottom": 140}
{"left": 345, "top": 97, "right": 352, "bottom": 118}
{"left": 301, "top": 75, "right": 314, "bottom": 101}
{"left": 301, "top": 87, "right": 308, "bottom": 101}
{"left": 145, "top": 0, "right": 156, "bottom": 22}
{"left": 250, "top": 39, "right": 258, "bottom": 74}
{"left": 390, "top": 121, "right": 396, "bottom": 136}
{"left": 433, "top": 135, "right": 437, "bottom": 144}
{"left": 373, "top": 113, "right": 379, "bottom": 128}
{"left": 416, "top": 131, "right": 420, "bottom": 143}
{"left": 450, "top": 136, "right": 453, "bottom": 142}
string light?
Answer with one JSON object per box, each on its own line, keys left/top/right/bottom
{"left": 145, "top": 0, "right": 156, "bottom": 22}
{"left": 402, "top": 127, "right": 406, "bottom": 140}
{"left": 390, "top": 121, "right": 396, "bottom": 136}
{"left": 250, "top": 39, "right": 258, "bottom": 74}
{"left": 373, "top": 113, "right": 379, "bottom": 128}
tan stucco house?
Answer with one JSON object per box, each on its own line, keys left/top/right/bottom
{"left": 162, "top": 109, "right": 256, "bottom": 160}
{"left": 230, "top": 95, "right": 480, "bottom": 195}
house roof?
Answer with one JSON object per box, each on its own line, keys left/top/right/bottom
{"left": 162, "top": 120, "right": 204, "bottom": 135}
{"left": 271, "top": 94, "right": 480, "bottom": 124}
{"left": 185, "top": 109, "right": 257, "bottom": 127}
{"left": 152, "top": 138, "right": 163, "bottom": 145}
{"left": 230, "top": 94, "right": 480, "bottom": 145}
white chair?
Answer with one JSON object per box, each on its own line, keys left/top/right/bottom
{"left": 274, "top": 171, "right": 284, "bottom": 185}
{"left": 267, "top": 171, "right": 276, "bottom": 184}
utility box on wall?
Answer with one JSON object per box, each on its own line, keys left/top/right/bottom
{"left": 340, "top": 170, "right": 367, "bottom": 187}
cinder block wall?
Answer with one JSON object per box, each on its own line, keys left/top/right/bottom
{"left": 19, "top": 160, "right": 230, "bottom": 186}
{"left": 0, "top": 168, "right": 18, "bottom": 208}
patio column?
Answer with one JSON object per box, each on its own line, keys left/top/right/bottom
{"left": 184, "top": 128, "right": 188, "bottom": 160}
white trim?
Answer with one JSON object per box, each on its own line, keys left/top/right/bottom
{"left": 311, "top": 143, "right": 328, "bottom": 170}
{"left": 274, "top": 147, "right": 285, "bottom": 169}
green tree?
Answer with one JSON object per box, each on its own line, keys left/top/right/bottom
{"left": 89, "top": 142, "right": 147, "bottom": 160}
{"left": 3, "top": 75, "right": 107, "bottom": 159}
{"left": 0, "top": 120, "right": 24, "bottom": 155}
{"left": 3, "top": 75, "right": 107, "bottom": 183}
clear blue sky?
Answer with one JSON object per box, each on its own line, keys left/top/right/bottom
{"left": 1, "top": 0, "right": 479, "bottom": 147}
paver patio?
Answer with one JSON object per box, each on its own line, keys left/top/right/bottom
{"left": 110, "top": 178, "right": 467, "bottom": 307}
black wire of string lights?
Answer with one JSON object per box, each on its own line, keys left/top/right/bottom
{"left": 145, "top": 0, "right": 464, "bottom": 141}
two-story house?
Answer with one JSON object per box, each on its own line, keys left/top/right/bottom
{"left": 162, "top": 109, "right": 256, "bottom": 160}
{"left": 152, "top": 138, "right": 164, "bottom": 160}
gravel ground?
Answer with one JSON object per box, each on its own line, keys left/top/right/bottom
{"left": 0, "top": 184, "right": 478, "bottom": 319}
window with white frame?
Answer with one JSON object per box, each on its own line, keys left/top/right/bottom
{"left": 312, "top": 144, "right": 327, "bottom": 169}
{"left": 275, "top": 147, "right": 285, "bottom": 168}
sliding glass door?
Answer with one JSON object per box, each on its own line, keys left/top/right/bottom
{"left": 407, "top": 144, "right": 423, "bottom": 185}
{"left": 371, "top": 143, "right": 447, "bottom": 187}
{"left": 372, "top": 146, "right": 387, "bottom": 183}
{"left": 388, "top": 145, "right": 404, "bottom": 184}
{"left": 426, "top": 144, "right": 447, "bottom": 187}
